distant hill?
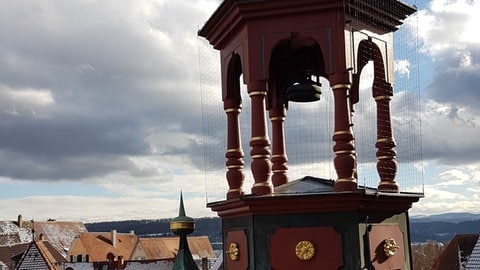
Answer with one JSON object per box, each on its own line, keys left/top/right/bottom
{"left": 411, "top": 212, "right": 480, "bottom": 223}
{"left": 85, "top": 217, "right": 222, "bottom": 246}
{"left": 410, "top": 212, "right": 480, "bottom": 243}
{"left": 85, "top": 213, "right": 480, "bottom": 246}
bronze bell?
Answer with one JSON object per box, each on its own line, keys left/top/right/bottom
{"left": 285, "top": 74, "right": 322, "bottom": 102}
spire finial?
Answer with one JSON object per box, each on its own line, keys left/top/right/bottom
{"left": 170, "top": 191, "right": 195, "bottom": 235}
{"left": 178, "top": 191, "right": 186, "bottom": 217}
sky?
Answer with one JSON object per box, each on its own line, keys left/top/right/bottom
{"left": 0, "top": 0, "right": 479, "bottom": 222}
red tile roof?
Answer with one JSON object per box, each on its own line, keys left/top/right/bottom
{"left": 138, "top": 236, "right": 215, "bottom": 260}
{"left": 72, "top": 232, "right": 138, "bottom": 262}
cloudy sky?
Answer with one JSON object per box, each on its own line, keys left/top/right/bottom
{"left": 0, "top": 0, "right": 478, "bottom": 222}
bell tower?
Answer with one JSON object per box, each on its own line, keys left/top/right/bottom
{"left": 199, "top": 0, "right": 421, "bottom": 269}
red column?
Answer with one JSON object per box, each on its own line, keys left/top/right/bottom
{"left": 374, "top": 82, "right": 399, "bottom": 192}
{"left": 224, "top": 98, "right": 245, "bottom": 199}
{"left": 269, "top": 106, "right": 288, "bottom": 187}
{"left": 248, "top": 81, "right": 273, "bottom": 195}
{"left": 330, "top": 71, "right": 358, "bottom": 192}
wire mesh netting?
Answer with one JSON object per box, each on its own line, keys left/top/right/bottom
{"left": 199, "top": 0, "right": 423, "bottom": 203}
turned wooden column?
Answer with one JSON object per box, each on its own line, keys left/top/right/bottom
{"left": 374, "top": 81, "right": 399, "bottom": 192}
{"left": 330, "top": 71, "right": 357, "bottom": 192}
{"left": 269, "top": 106, "right": 288, "bottom": 187}
{"left": 248, "top": 81, "right": 272, "bottom": 195}
{"left": 224, "top": 98, "right": 245, "bottom": 199}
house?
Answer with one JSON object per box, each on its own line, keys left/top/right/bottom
{"left": 14, "top": 238, "right": 67, "bottom": 270}
{"left": 0, "top": 215, "right": 87, "bottom": 256}
{"left": 30, "top": 220, "right": 88, "bottom": 256}
{"left": 0, "top": 215, "right": 87, "bottom": 268}
{"left": 18, "top": 216, "right": 88, "bottom": 256}
{"left": 67, "top": 231, "right": 216, "bottom": 269}
{"left": 131, "top": 236, "right": 216, "bottom": 261}
{"left": 433, "top": 234, "right": 479, "bottom": 269}
{"left": 67, "top": 230, "right": 138, "bottom": 263}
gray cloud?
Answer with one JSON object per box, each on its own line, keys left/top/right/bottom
{"left": 420, "top": 100, "right": 480, "bottom": 165}
{"left": 0, "top": 0, "right": 213, "bottom": 182}
{"left": 427, "top": 45, "right": 480, "bottom": 111}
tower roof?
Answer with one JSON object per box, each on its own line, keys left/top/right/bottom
{"left": 199, "top": 0, "right": 416, "bottom": 43}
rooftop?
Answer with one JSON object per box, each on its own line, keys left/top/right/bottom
{"left": 139, "top": 236, "right": 215, "bottom": 260}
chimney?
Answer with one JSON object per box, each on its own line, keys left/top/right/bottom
{"left": 111, "top": 230, "right": 117, "bottom": 247}
{"left": 117, "top": 255, "right": 124, "bottom": 266}
{"left": 17, "top": 215, "right": 23, "bottom": 227}
{"left": 129, "top": 230, "right": 134, "bottom": 235}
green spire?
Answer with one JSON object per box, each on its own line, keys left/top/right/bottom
{"left": 170, "top": 192, "right": 199, "bottom": 270}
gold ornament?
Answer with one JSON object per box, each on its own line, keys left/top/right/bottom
{"left": 295, "top": 240, "right": 315, "bottom": 261}
{"left": 226, "top": 242, "right": 239, "bottom": 261}
{"left": 383, "top": 237, "right": 400, "bottom": 257}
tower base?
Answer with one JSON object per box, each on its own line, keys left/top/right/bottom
{"left": 209, "top": 177, "right": 420, "bottom": 270}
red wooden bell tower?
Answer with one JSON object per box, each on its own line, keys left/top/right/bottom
{"left": 199, "top": 0, "right": 421, "bottom": 269}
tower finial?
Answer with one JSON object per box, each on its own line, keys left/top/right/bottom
{"left": 178, "top": 191, "right": 186, "bottom": 217}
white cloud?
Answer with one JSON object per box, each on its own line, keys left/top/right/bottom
{"left": 394, "top": 59, "right": 411, "bottom": 77}
{"left": 0, "top": 194, "right": 213, "bottom": 223}
{"left": 412, "top": 163, "right": 480, "bottom": 216}
{"left": 412, "top": 186, "right": 472, "bottom": 216}
{"left": 0, "top": 85, "right": 54, "bottom": 117}
{"left": 417, "top": 0, "right": 480, "bottom": 57}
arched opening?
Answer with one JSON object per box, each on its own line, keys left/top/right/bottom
{"left": 269, "top": 36, "right": 327, "bottom": 107}
{"left": 225, "top": 54, "right": 242, "bottom": 101}
{"left": 267, "top": 36, "right": 333, "bottom": 183}
{"left": 353, "top": 60, "right": 378, "bottom": 187}
{"left": 352, "top": 38, "right": 399, "bottom": 191}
